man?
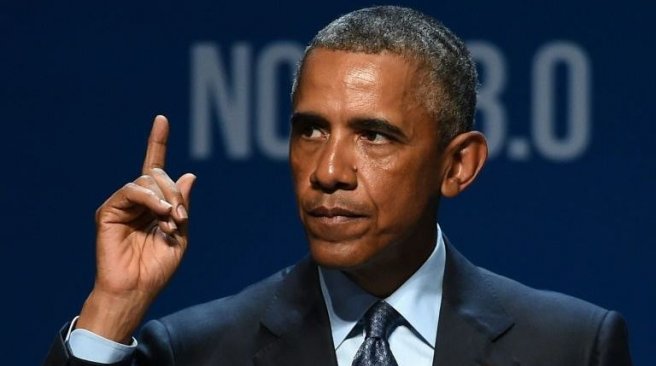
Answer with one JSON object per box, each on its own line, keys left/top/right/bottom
{"left": 44, "top": 6, "right": 632, "bottom": 365}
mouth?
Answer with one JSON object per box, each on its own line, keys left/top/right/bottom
{"left": 309, "top": 205, "right": 362, "bottom": 217}
{"left": 303, "top": 204, "right": 370, "bottom": 242}
{"left": 306, "top": 206, "right": 367, "bottom": 223}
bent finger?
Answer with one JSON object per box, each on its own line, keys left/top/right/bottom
{"left": 134, "top": 175, "right": 178, "bottom": 234}
{"left": 100, "top": 182, "right": 173, "bottom": 220}
{"left": 176, "top": 173, "right": 197, "bottom": 209}
{"left": 134, "top": 175, "right": 165, "bottom": 200}
{"left": 149, "top": 168, "right": 188, "bottom": 224}
{"left": 173, "top": 173, "right": 196, "bottom": 236}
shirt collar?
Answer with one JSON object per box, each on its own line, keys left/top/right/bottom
{"left": 318, "top": 225, "right": 446, "bottom": 349}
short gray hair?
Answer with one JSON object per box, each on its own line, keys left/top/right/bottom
{"left": 292, "top": 6, "right": 477, "bottom": 146}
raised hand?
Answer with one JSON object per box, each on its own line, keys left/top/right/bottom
{"left": 77, "top": 115, "right": 196, "bottom": 343}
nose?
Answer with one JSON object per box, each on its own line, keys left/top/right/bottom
{"left": 310, "top": 136, "right": 357, "bottom": 193}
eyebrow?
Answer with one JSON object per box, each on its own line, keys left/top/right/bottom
{"left": 290, "top": 112, "right": 328, "bottom": 128}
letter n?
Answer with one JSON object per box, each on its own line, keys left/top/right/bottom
{"left": 190, "top": 42, "right": 252, "bottom": 160}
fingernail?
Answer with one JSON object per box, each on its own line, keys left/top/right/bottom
{"left": 177, "top": 205, "right": 188, "bottom": 219}
{"left": 160, "top": 199, "right": 172, "bottom": 209}
{"left": 168, "top": 219, "right": 177, "bottom": 231}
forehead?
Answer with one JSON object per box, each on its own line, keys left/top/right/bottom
{"left": 295, "top": 49, "right": 428, "bottom": 122}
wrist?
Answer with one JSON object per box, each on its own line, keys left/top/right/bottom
{"left": 77, "top": 288, "right": 152, "bottom": 344}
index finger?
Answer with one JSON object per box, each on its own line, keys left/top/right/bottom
{"left": 142, "top": 115, "right": 169, "bottom": 174}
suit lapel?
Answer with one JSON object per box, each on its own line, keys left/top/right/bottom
{"left": 434, "top": 241, "right": 517, "bottom": 366}
{"left": 253, "top": 257, "right": 337, "bottom": 366}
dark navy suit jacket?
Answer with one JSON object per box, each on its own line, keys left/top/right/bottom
{"left": 44, "top": 242, "right": 632, "bottom": 365}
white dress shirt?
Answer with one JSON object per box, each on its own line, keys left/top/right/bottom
{"left": 318, "top": 225, "right": 446, "bottom": 366}
{"left": 66, "top": 316, "right": 135, "bottom": 362}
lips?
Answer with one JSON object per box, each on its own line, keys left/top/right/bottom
{"left": 303, "top": 204, "right": 370, "bottom": 242}
{"left": 308, "top": 206, "right": 366, "bottom": 218}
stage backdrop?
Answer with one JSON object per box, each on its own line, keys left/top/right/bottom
{"left": 2, "top": 1, "right": 653, "bottom": 365}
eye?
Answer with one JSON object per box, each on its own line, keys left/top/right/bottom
{"left": 360, "top": 130, "right": 391, "bottom": 144}
{"left": 300, "top": 125, "right": 324, "bottom": 139}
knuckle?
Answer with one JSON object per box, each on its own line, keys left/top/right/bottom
{"left": 135, "top": 175, "right": 153, "bottom": 185}
{"left": 151, "top": 170, "right": 181, "bottom": 197}
{"left": 150, "top": 167, "right": 165, "bottom": 175}
{"left": 95, "top": 200, "right": 112, "bottom": 223}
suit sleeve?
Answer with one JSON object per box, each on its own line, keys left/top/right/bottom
{"left": 590, "top": 311, "right": 632, "bottom": 366}
{"left": 133, "top": 320, "right": 176, "bottom": 365}
{"left": 42, "top": 320, "right": 176, "bottom": 366}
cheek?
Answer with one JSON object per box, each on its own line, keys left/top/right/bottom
{"left": 358, "top": 151, "right": 439, "bottom": 224}
{"left": 356, "top": 143, "right": 398, "bottom": 170}
{"left": 359, "top": 158, "right": 416, "bottom": 218}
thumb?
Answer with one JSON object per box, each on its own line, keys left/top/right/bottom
{"left": 177, "top": 173, "right": 197, "bottom": 209}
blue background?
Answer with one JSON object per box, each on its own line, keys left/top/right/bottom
{"left": 2, "top": 1, "right": 653, "bottom": 365}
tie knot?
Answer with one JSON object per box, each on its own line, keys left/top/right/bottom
{"left": 362, "top": 301, "right": 403, "bottom": 339}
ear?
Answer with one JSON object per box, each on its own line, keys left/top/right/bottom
{"left": 440, "top": 131, "right": 488, "bottom": 198}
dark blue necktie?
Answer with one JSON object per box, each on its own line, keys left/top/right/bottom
{"left": 352, "top": 301, "right": 403, "bottom": 366}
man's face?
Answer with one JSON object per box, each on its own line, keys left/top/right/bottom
{"left": 290, "top": 49, "right": 444, "bottom": 272}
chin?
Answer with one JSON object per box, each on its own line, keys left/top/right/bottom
{"left": 308, "top": 238, "right": 371, "bottom": 270}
